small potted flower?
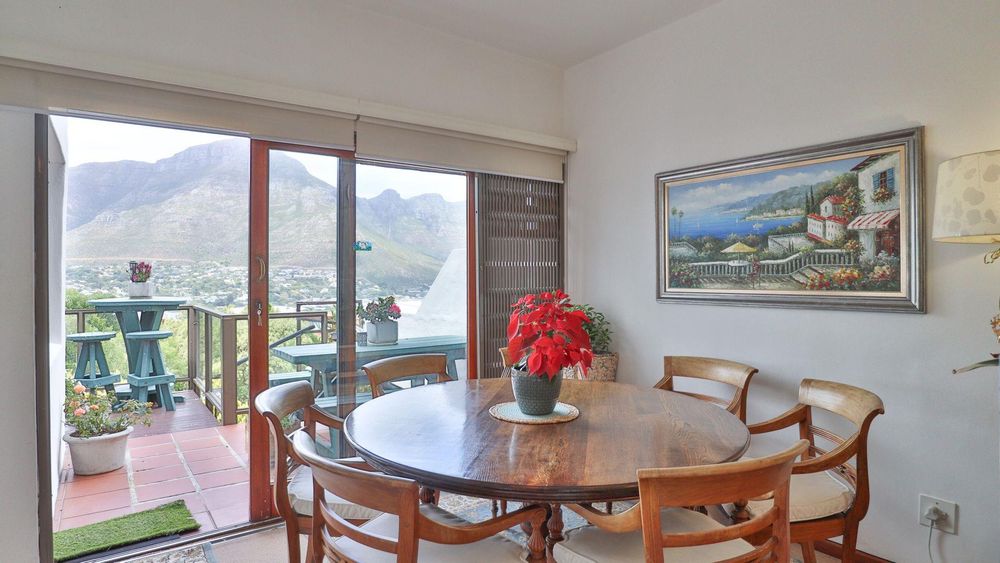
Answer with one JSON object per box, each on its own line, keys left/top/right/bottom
{"left": 507, "top": 290, "right": 592, "bottom": 415}
{"left": 358, "top": 296, "right": 402, "bottom": 345}
{"left": 128, "top": 260, "right": 154, "bottom": 298}
{"left": 569, "top": 304, "right": 617, "bottom": 381}
{"left": 63, "top": 381, "right": 152, "bottom": 475}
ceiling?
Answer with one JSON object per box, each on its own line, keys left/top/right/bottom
{"left": 335, "top": 0, "right": 721, "bottom": 68}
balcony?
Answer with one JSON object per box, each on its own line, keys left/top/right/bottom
{"left": 57, "top": 302, "right": 332, "bottom": 534}
{"left": 65, "top": 301, "right": 332, "bottom": 426}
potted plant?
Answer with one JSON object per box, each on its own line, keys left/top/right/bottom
{"left": 507, "top": 290, "right": 592, "bottom": 415}
{"left": 128, "top": 260, "right": 154, "bottom": 298}
{"left": 569, "top": 304, "right": 618, "bottom": 381}
{"left": 63, "top": 381, "right": 152, "bottom": 475}
{"left": 358, "top": 296, "right": 402, "bottom": 345}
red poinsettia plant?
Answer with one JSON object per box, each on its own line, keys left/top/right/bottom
{"left": 507, "top": 290, "right": 593, "bottom": 381}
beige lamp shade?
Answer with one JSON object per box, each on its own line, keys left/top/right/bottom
{"left": 932, "top": 149, "right": 1000, "bottom": 243}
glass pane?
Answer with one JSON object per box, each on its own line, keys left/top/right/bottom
{"left": 267, "top": 150, "right": 342, "bottom": 455}
{"left": 355, "top": 164, "right": 468, "bottom": 396}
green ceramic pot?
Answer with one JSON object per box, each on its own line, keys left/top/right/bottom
{"left": 510, "top": 368, "right": 562, "bottom": 415}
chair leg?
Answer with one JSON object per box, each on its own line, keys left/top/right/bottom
{"left": 841, "top": 519, "right": 860, "bottom": 563}
{"left": 285, "top": 522, "right": 300, "bottom": 563}
{"left": 800, "top": 541, "right": 817, "bottom": 563}
{"left": 501, "top": 499, "right": 508, "bottom": 515}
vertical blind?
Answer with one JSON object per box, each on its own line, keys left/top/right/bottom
{"left": 476, "top": 173, "right": 563, "bottom": 378}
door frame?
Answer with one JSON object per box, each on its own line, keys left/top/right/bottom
{"left": 248, "top": 140, "right": 356, "bottom": 519}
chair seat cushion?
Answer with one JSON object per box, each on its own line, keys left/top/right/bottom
{"left": 332, "top": 505, "right": 526, "bottom": 562}
{"left": 552, "top": 507, "right": 755, "bottom": 563}
{"left": 747, "top": 469, "right": 855, "bottom": 522}
{"left": 287, "top": 465, "right": 382, "bottom": 521}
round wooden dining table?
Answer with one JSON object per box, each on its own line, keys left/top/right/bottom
{"left": 343, "top": 378, "right": 750, "bottom": 561}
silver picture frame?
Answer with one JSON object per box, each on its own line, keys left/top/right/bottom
{"left": 655, "top": 127, "right": 925, "bottom": 313}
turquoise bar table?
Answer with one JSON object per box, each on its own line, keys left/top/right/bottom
{"left": 89, "top": 297, "right": 187, "bottom": 405}
{"left": 272, "top": 335, "right": 467, "bottom": 397}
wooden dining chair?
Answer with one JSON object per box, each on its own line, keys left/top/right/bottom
{"left": 254, "top": 381, "right": 381, "bottom": 563}
{"left": 292, "top": 430, "right": 548, "bottom": 562}
{"left": 552, "top": 440, "right": 809, "bottom": 563}
{"left": 498, "top": 346, "right": 514, "bottom": 377}
{"left": 655, "top": 356, "right": 759, "bottom": 422}
{"left": 362, "top": 353, "right": 451, "bottom": 398}
{"left": 737, "top": 379, "right": 885, "bottom": 563}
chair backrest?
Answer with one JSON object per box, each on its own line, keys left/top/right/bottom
{"left": 293, "top": 431, "right": 426, "bottom": 562}
{"left": 795, "top": 379, "right": 884, "bottom": 517}
{"left": 656, "top": 356, "right": 759, "bottom": 422}
{"left": 362, "top": 354, "right": 450, "bottom": 398}
{"left": 498, "top": 347, "right": 514, "bottom": 378}
{"left": 637, "top": 440, "right": 809, "bottom": 563}
{"left": 253, "top": 380, "right": 316, "bottom": 521}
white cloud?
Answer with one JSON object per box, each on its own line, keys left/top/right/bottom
{"left": 672, "top": 169, "right": 841, "bottom": 211}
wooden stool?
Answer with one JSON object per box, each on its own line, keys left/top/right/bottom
{"left": 125, "top": 330, "right": 177, "bottom": 411}
{"left": 67, "top": 332, "right": 120, "bottom": 395}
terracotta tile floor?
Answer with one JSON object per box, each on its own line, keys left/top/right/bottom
{"left": 56, "top": 423, "right": 249, "bottom": 533}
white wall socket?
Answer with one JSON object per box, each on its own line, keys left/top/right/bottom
{"left": 919, "top": 494, "right": 957, "bottom": 535}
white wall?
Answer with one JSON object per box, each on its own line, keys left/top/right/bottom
{"left": 564, "top": 0, "right": 1000, "bottom": 561}
{"left": 0, "top": 0, "right": 564, "bottom": 138}
{"left": 0, "top": 108, "right": 41, "bottom": 561}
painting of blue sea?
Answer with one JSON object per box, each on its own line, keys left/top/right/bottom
{"left": 663, "top": 149, "right": 904, "bottom": 294}
{"left": 669, "top": 159, "right": 861, "bottom": 239}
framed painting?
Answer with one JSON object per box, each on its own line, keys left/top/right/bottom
{"left": 656, "top": 127, "right": 924, "bottom": 312}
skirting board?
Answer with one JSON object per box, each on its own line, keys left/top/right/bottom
{"left": 816, "top": 539, "right": 894, "bottom": 563}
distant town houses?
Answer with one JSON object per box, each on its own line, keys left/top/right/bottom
{"left": 744, "top": 207, "right": 805, "bottom": 220}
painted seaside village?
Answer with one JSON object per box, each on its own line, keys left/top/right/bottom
{"left": 667, "top": 152, "right": 903, "bottom": 292}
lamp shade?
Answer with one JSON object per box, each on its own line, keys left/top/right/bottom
{"left": 932, "top": 149, "right": 1000, "bottom": 243}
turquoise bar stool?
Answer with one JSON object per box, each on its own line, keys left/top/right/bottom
{"left": 125, "top": 330, "right": 177, "bottom": 411}
{"left": 67, "top": 332, "right": 120, "bottom": 394}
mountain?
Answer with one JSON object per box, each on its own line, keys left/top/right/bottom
{"left": 745, "top": 185, "right": 810, "bottom": 216}
{"left": 65, "top": 139, "right": 465, "bottom": 290}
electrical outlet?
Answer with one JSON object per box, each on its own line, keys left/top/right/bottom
{"left": 919, "top": 494, "right": 957, "bottom": 534}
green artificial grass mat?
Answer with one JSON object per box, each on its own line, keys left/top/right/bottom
{"left": 53, "top": 500, "right": 200, "bottom": 562}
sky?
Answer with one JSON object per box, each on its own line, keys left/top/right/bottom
{"left": 669, "top": 157, "right": 865, "bottom": 213}
{"left": 64, "top": 117, "right": 466, "bottom": 201}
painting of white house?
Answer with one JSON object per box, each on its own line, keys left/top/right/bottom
{"left": 663, "top": 149, "right": 905, "bottom": 294}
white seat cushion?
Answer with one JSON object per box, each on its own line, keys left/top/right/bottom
{"left": 287, "top": 465, "right": 382, "bottom": 521}
{"left": 552, "top": 507, "right": 755, "bottom": 563}
{"left": 747, "top": 470, "right": 855, "bottom": 522}
{"left": 332, "top": 504, "right": 527, "bottom": 562}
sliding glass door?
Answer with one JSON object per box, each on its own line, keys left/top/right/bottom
{"left": 354, "top": 163, "right": 470, "bottom": 387}
{"left": 247, "top": 141, "right": 356, "bottom": 519}
{"left": 248, "top": 148, "right": 474, "bottom": 520}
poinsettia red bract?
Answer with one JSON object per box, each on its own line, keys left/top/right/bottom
{"left": 507, "top": 290, "right": 593, "bottom": 380}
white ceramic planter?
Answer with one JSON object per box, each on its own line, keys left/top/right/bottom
{"left": 63, "top": 426, "right": 133, "bottom": 475}
{"left": 367, "top": 320, "right": 399, "bottom": 345}
{"left": 129, "top": 281, "right": 154, "bottom": 298}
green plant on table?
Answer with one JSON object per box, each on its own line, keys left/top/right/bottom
{"left": 570, "top": 304, "right": 613, "bottom": 355}
{"left": 65, "top": 380, "right": 152, "bottom": 438}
